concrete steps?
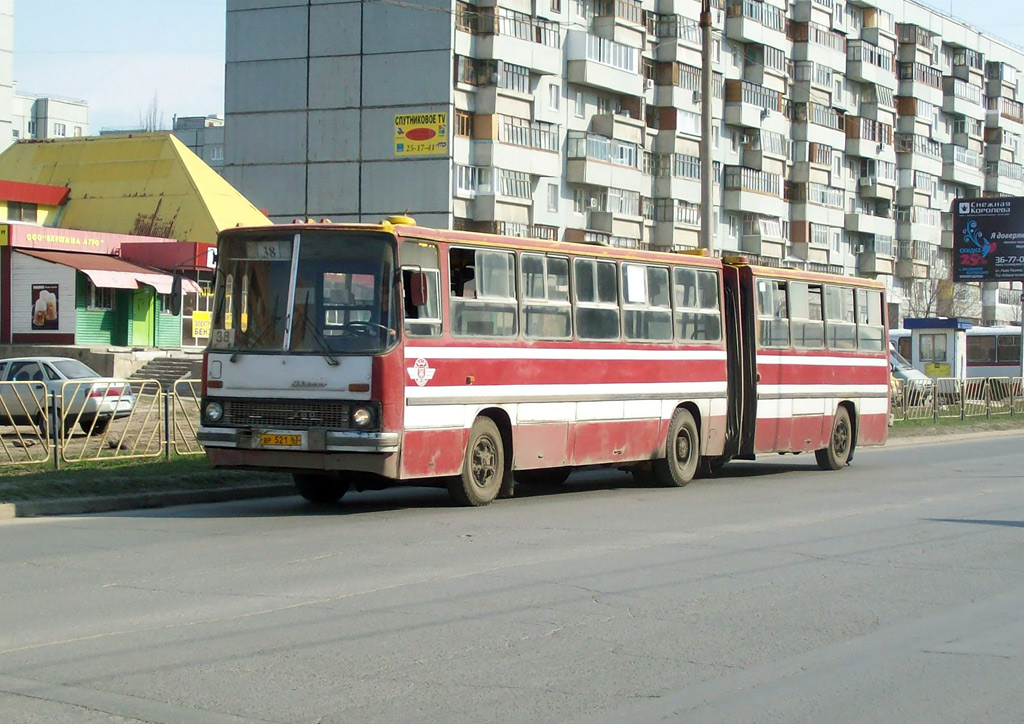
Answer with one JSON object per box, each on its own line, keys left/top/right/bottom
{"left": 129, "top": 358, "right": 197, "bottom": 391}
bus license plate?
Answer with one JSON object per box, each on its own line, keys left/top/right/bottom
{"left": 259, "top": 433, "right": 304, "bottom": 448}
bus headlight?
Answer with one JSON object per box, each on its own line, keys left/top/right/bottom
{"left": 351, "top": 406, "right": 373, "bottom": 428}
{"left": 204, "top": 401, "right": 224, "bottom": 423}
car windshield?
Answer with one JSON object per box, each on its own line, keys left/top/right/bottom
{"left": 211, "top": 230, "right": 398, "bottom": 355}
{"left": 52, "top": 360, "right": 100, "bottom": 379}
{"left": 890, "top": 348, "right": 914, "bottom": 371}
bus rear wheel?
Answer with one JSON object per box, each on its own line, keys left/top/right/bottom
{"left": 815, "top": 407, "right": 853, "bottom": 471}
{"left": 449, "top": 417, "right": 504, "bottom": 506}
{"left": 652, "top": 409, "right": 699, "bottom": 487}
{"left": 293, "top": 473, "right": 350, "bottom": 503}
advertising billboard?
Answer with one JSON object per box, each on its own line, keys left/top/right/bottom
{"left": 394, "top": 112, "right": 448, "bottom": 157}
{"left": 951, "top": 197, "right": 1024, "bottom": 282}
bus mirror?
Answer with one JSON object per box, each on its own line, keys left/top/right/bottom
{"left": 409, "top": 272, "right": 429, "bottom": 307}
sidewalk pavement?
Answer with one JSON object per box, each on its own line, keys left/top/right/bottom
{"left": 2, "top": 427, "right": 1022, "bottom": 520}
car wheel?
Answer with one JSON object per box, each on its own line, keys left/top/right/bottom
{"left": 652, "top": 408, "right": 700, "bottom": 487}
{"left": 448, "top": 417, "right": 504, "bottom": 506}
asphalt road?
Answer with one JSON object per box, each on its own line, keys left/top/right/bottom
{"left": 1, "top": 436, "right": 1022, "bottom": 724}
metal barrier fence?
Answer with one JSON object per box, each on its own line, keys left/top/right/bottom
{"left": 0, "top": 378, "right": 202, "bottom": 470}
{"left": 891, "top": 376, "right": 1024, "bottom": 422}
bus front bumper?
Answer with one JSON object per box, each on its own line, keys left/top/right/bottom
{"left": 198, "top": 426, "right": 400, "bottom": 454}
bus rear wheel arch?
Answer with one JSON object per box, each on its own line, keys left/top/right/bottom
{"left": 652, "top": 407, "right": 701, "bottom": 487}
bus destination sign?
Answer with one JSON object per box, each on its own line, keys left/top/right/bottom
{"left": 952, "top": 196, "right": 1024, "bottom": 282}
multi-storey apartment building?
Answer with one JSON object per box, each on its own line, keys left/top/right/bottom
{"left": 11, "top": 92, "right": 89, "bottom": 142}
{"left": 223, "top": 0, "right": 1024, "bottom": 324}
{"left": 172, "top": 114, "right": 225, "bottom": 175}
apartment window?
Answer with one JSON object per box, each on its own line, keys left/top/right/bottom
{"left": 573, "top": 188, "right": 585, "bottom": 213}
{"left": 27, "top": 121, "right": 36, "bottom": 135}
{"left": 53, "top": 123, "right": 66, "bottom": 137}
{"left": 73, "top": 126, "right": 83, "bottom": 137}
{"left": 496, "top": 169, "right": 531, "bottom": 199}
{"left": 500, "top": 62, "right": 530, "bottom": 93}
{"left": 551, "top": 0, "right": 561, "bottom": 11}
{"left": 547, "top": 182, "right": 559, "bottom": 212}
{"left": 575, "top": 90, "right": 585, "bottom": 118}
{"left": 597, "top": 96, "right": 612, "bottom": 114}
{"left": 209, "top": 145, "right": 224, "bottom": 161}
{"left": 549, "top": 84, "right": 560, "bottom": 111}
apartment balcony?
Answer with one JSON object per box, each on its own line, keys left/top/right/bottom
{"left": 651, "top": 16, "right": 703, "bottom": 64}
{"left": 986, "top": 96, "right": 1024, "bottom": 132}
{"left": 860, "top": 7, "right": 897, "bottom": 46}
{"left": 723, "top": 79, "right": 784, "bottom": 130}
{"left": 940, "top": 212, "right": 954, "bottom": 249}
{"left": 897, "top": 63, "right": 944, "bottom": 106}
{"left": 894, "top": 239, "right": 932, "bottom": 280}
{"left": 845, "top": 211, "right": 895, "bottom": 237}
{"left": 986, "top": 61, "right": 1020, "bottom": 98}
{"left": 722, "top": 165, "right": 787, "bottom": 220}
{"left": 942, "top": 77, "right": 986, "bottom": 121}
{"left": 566, "top": 132, "right": 646, "bottom": 193}
{"left": 857, "top": 253, "right": 895, "bottom": 277}
{"left": 847, "top": 40, "right": 897, "bottom": 90}
{"left": 566, "top": 30, "right": 644, "bottom": 97}
{"left": 789, "top": 199, "right": 844, "bottom": 227}
{"left": 895, "top": 135, "right": 943, "bottom": 178}
{"left": 845, "top": 117, "right": 894, "bottom": 160}
{"left": 941, "top": 144, "right": 984, "bottom": 188}
{"left": 740, "top": 233, "right": 786, "bottom": 260}
{"left": 790, "top": 21, "right": 847, "bottom": 73}
{"left": 654, "top": 174, "right": 701, "bottom": 203}
{"left": 950, "top": 48, "right": 985, "bottom": 84}
{"left": 471, "top": 193, "right": 531, "bottom": 223}
{"left": 985, "top": 161, "right": 1024, "bottom": 196}
{"left": 791, "top": 102, "right": 846, "bottom": 149}
{"left": 724, "top": 0, "right": 787, "bottom": 48}
{"left": 593, "top": 0, "right": 645, "bottom": 47}
{"left": 896, "top": 212, "right": 941, "bottom": 247}
{"left": 591, "top": 111, "right": 645, "bottom": 146}
{"left": 857, "top": 175, "right": 896, "bottom": 201}
{"left": 651, "top": 223, "right": 700, "bottom": 251}
{"left": 478, "top": 141, "right": 563, "bottom": 179}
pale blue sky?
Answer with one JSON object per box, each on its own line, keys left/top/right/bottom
{"left": 13, "top": 0, "right": 226, "bottom": 131}
{"left": 10, "top": 0, "right": 1024, "bottom": 132}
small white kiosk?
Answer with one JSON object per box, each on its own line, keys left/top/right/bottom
{"left": 901, "top": 317, "right": 972, "bottom": 380}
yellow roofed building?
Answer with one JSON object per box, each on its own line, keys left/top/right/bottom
{"left": 0, "top": 132, "right": 268, "bottom": 241}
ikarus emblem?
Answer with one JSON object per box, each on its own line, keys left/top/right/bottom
{"left": 407, "top": 357, "right": 436, "bottom": 386}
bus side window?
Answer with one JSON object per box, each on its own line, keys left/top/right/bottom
{"left": 450, "top": 247, "right": 518, "bottom": 338}
{"left": 574, "top": 257, "right": 620, "bottom": 340}
{"left": 789, "top": 282, "right": 824, "bottom": 349}
{"left": 824, "top": 285, "right": 857, "bottom": 350}
{"left": 856, "top": 288, "right": 884, "bottom": 351}
{"left": 756, "top": 278, "right": 790, "bottom": 348}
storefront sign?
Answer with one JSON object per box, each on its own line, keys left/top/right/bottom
{"left": 31, "top": 284, "right": 59, "bottom": 330}
{"left": 192, "top": 310, "right": 211, "bottom": 339}
{"left": 394, "top": 112, "right": 448, "bottom": 157}
{"left": 952, "top": 197, "right": 1024, "bottom": 282}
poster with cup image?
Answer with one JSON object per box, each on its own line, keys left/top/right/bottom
{"left": 31, "top": 284, "right": 59, "bottom": 330}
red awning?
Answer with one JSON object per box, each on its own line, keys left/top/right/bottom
{"left": 16, "top": 249, "right": 177, "bottom": 294}
{"left": 0, "top": 180, "right": 71, "bottom": 206}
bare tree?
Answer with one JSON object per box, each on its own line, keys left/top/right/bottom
{"left": 903, "top": 277, "right": 980, "bottom": 320}
{"left": 139, "top": 93, "right": 166, "bottom": 131}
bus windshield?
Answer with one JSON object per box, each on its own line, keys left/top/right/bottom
{"left": 211, "top": 231, "right": 398, "bottom": 355}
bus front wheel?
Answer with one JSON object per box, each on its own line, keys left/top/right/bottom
{"left": 449, "top": 417, "right": 504, "bottom": 506}
{"left": 815, "top": 407, "right": 853, "bottom": 471}
{"left": 293, "top": 473, "right": 350, "bottom": 503}
{"left": 652, "top": 409, "right": 700, "bottom": 487}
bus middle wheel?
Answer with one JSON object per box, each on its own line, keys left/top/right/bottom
{"left": 449, "top": 417, "right": 504, "bottom": 506}
{"left": 652, "top": 408, "right": 700, "bottom": 487}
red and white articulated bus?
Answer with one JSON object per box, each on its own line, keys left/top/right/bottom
{"left": 197, "top": 217, "right": 889, "bottom": 506}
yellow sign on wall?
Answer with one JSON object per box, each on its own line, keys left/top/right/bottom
{"left": 394, "top": 112, "right": 448, "bottom": 157}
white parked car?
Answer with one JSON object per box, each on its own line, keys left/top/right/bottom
{"left": 0, "top": 357, "right": 135, "bottom": 435}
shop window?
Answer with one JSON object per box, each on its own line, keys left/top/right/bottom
{"left": 88, "top": 282, "right": 113, "bottom": 311}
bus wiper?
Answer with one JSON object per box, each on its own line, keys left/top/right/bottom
{"left": 298, "top": 291, "right": 339, "bottom": 366}
{"left": 230, "top": 296, "right": 280, "bottom": 363}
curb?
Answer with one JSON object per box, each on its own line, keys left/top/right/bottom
{"left": 3, "top": 428, "right": 1023, "bottom": 520}
{"left": 0, "top": 483, "right": 296, "bottom": 519}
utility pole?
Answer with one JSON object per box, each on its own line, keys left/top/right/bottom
{"left": 699, "top": 0, "right": 714, "bottom": 255}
